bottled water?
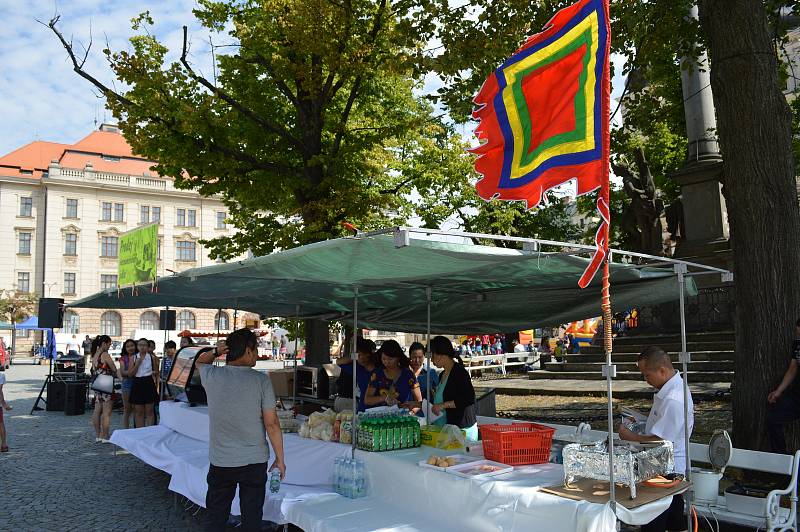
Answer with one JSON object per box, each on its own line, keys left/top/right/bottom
{"left": 269, "top": 468, "right": 281, "bottom": 494}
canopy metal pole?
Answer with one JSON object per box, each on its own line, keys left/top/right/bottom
{"left": 425, "top": 287, "right": 432, "bottom": 421}
{"left": 351, "top": 287, "right": 359, "bottom": 459}
{"left": 601, "top": 256, "right": 616, "bottom": 513}
{"left": 676, "top": 264, "right": 693, "bottom": 532}
{"left": 293, "top": 305, "right": 300, "bottom": 404}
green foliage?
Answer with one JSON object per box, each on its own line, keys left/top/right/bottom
{"left": 0, "top": 290, "right": 37, "bottom": 324}
{"left": 94, "top": 0, "right": 441, "bottom": 259}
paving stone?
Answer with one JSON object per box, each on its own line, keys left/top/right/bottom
{"left": 0, "top": 365, "right": 203, "bottom": 531}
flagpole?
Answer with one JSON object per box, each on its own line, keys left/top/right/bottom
{"left": 599, "top": 183, "right": 616, "bottom": 513}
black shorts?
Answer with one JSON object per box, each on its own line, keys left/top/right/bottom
{"left": 641, "top": 493, "right": 686, "bottom": 532}
{"left": 129, "top": 376, "right": 159, "bottom": 405}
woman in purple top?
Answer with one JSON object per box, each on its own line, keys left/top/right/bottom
{"left": 364, "top": 340, "right": 421, "bottom": 410}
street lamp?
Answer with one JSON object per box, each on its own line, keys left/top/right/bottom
{"left": 44, "top": 281, "right": 58, "bottom": 296}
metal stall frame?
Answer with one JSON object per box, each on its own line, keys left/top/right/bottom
{"left": 373, "top": 226, "right": 732, "bottom": 521}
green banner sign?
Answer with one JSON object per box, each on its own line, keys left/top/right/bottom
{"left": 118, "top": 223, "right": 158, "bottom": 287}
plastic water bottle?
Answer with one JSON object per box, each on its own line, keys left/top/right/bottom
{"left": 335, "top": 457, "right": 342, "bottom": 493}
{"left": 393, "top": 416, "right": 402, "bottom": 449}
{"left": 355, "top": 460, "right": 365, "bottom": 498}
{"left": 269, "top": 468, "right": 281, "bottom": 494}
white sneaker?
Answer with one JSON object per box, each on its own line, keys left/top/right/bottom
{"left": 100, "top": 438, "right": 111, "bottom": 444}
{"left": 95, "top": 437, "right": 102, "bottom": 443}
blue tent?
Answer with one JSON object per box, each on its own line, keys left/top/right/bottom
{"left": 16, "top": 316, "right": 44, "bottom": 330}
{"left": 13, "top": 316, "right": 57, "bottom": 359}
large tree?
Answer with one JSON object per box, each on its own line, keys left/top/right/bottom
{"left": 425, "top": 0, "right": 800, "bottom": 450}
{"left": 698, "top": 0, "right": 800, "bottom": 450}
{"left": 49, "top": 1, "right": 442, "bottom": 257}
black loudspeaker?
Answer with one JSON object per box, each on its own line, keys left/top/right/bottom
{"left": 64, "top": 382, "right": 86, "bottom": 415}
{"left": 160, "top": 310, "right": 176, "bottom": 330}
{"left": 46, "top": 381, "right": 66, "bottom": 411}
{"left": 39, "top": 298, "right": 65, "bottom": 329}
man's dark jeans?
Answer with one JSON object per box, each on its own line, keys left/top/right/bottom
{"left": 205, "top": 462, "right": 268, "bottom": 532}
{"left": 767, "top": 391, "right": 800, "bottom": 454}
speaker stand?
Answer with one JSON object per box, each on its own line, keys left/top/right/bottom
{"left": 30, "top": 359, "right": 53, "bottom": 414}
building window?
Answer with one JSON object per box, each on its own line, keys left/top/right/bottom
{"left": 100, "top": 311, "right": 121, "bottom": 336}
{"left": 64, "top": 233, "right": 77, "bottom": 256}
{"left": 152, "top": 206, "right": 161, "bottom": 223}
{"left": 63, "top": 311, "right": 80, "bottom": 334}
{"left": 139, "top": 311, "right": 159, "bottom": 330}
{"left": 177, "top": 310, "right": 196, "bottom": 330}
{"left": 101, "top": 202, "right": 112, "bottom": 221}
{"left": 214, "top": 311, "right": 230, "bottom": 331}
{"left": 100, "top": 274, "right": 118, "bottom": 290}
{"left": 101, "top": 154, "right": 120, "bottom": 162}
{"left": 17, "top": 272, "right": 30, "bottom": 293}
{"left": 114, "top": 203, "right": 124, "bottom": 222}
{"left": 187, "top": 209, "right": 197, "bottom": 227}
{"left": 18, "top": 232, "right": 31, "bottom": 254}
{"left": 176, "top": 208, "right": 186, "bottom": 227}
{"left": 140, "top": 205, "right": 150, "bottom": 224}
{"left": 100, "top": 236, "right": 118, "bottom": 258}
{"left": 63, "top": 273, "right": 76, "bottom": 295}
{"left": 176, "top": 241, "right": 196, "bottom": 261}
{"left": 19, "top": 197, "right": 32, "bottom": 217}
{"left": 66, "top": 198, "right": 78, "bottom": 218}
{"left": 216, "top": 212, "right": 227, "bottom": 230}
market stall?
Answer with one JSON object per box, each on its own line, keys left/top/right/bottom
{"left": 75, "top": 227, "right": 730, "bottom": 531}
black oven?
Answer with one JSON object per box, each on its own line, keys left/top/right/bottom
{"left": 295, "top": 364, "right": 338, "bottom": 400}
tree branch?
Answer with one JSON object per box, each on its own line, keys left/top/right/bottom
{"left": 45, "top": 16, "right": 292, "bottom": 175}
{"left": 181, "top": 26, "right": 304, "bottom": 151}
{"left": 379, "top": 176, "right": 416, "bottom": 195}
{"left": 331, "top": 0, "right": 388, "bottom": 158}
{"left": 43, "top": 15, "right": 137, "bottom": 108}
{"left": 247, "top": 53, "right": 299, "bottom": 107}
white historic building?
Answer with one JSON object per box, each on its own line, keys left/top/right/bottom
{"left": 0, "top": 124, "right": 251, "bottom": 345}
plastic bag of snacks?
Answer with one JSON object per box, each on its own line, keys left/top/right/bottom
{"left": 338, "top": 411, "right": 354, "bottom": 444}
{"left": 420, "top": 424, "right": 467, "bottom": 450}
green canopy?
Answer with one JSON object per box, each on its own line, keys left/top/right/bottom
{"left": 69, "top": 233, "right": 696, "bottom": 334}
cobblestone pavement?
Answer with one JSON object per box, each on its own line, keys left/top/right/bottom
{"left": 0, "top": 364, "right": 205, "bottom": 531}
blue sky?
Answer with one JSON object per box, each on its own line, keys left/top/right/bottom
{"left": 0, "top": 1, "right": 627, "bottom": 157}
{"left": 0, "top": 0, "right": 212, "bottom": 155}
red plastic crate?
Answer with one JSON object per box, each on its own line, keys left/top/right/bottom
{"left": 480, "top": 422, "right": 556, "bottom": 465}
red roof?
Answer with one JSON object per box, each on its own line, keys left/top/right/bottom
{"left": 0, "top": 127, "right": 158, "bottom": 180}
{"left": 0, "top": 141, "right": 69, "bottom": 179}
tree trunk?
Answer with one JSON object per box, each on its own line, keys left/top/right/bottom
{"left": 699, "top": 0, "right": 800, "bottom": 450}
{"left": 304, "top": 319, "right": 331, "bottom": 367}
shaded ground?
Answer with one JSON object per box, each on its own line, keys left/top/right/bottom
{"left": 496, "top": 394, "right": 731, "bottom": 444}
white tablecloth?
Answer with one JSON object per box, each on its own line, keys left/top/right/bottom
{"left": 114, "top": 402, "right": 672, "bottom": 531}
{"left": 111, "top": 401, "right": 352, "bottom": 523}
{"left": 158, "top": 400, "right": 352, "bottom": 487}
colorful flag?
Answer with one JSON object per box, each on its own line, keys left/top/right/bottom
{"left": 472, "top": 0, "right": 611, "bottom": 288}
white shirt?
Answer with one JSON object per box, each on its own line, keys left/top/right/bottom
{"left": 645, "top": 371, "right": 694, "bottom": 474}
{"left": 135, "top": 353, "right": 153, "bottom": 377}
{"left": 514, "top": 344, "right": 527, "bottom": 353}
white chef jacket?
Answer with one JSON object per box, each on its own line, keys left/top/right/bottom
{"left": 645, "top": 371, "right": 694, "bottom": 473}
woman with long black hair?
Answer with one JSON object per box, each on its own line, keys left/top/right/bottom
{"left": 405, "top": 336, "right": 478, "bottom": 440}
{"left": 90, "top": 335, "right": 119, "bottom": 442}
{"left": 364, "top": 340, "right": 421, "bottom": 408}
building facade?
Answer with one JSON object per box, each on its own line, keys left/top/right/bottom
{"left": 0, "top": 124, "right": 251, "bottom": 346}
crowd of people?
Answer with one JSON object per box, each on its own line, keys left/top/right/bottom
{"left": 335, "top": 336, "right": 478, "bottom": 439}
{"left": 89, "top": 335, "right": 163, "bottom": 442}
